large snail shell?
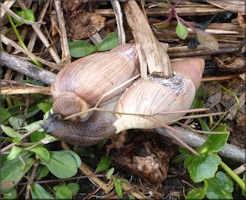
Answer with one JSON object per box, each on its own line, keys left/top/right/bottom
{"left": 51, "top": 44, "right": 139, "bottom": 118}
{"left": 113, "top": 58, "right": 205, "bottom": 133}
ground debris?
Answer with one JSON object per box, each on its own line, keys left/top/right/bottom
{"left": 108, "top": 130, "right": 176, "bottom": 183}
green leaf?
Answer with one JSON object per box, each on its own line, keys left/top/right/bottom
{"left": 153, "top": 21, "right": 170, "bottom": 29}
{"left": 97, "top": 32, "right": 119, "bottom": 51}
{"left": 30, "top": 131, "right": 46, "bottom": 142}
{"left": 106, "top": 167, "right": 115, "bottom": 179}
{"left": 1, "top": 124, "right": 22, "bottom": 139}
{"left": 36, "top": 166, "right": 50, "bottom": 180}
{"left": 24, "top": 120, "right": 43, "bottom": 132}
{"left": 7, "top": 146, "right": 23, "bottom": 160}
{"left": 29, "top": 146, "right": 50, "bottom": 162}
{"left": 8, "top": 116, "right": 27, "bottom": 129}
{"left": 95, "top": 156, "right": 112, "bottom": 173}
{"left": 63, "top": 150, "right": 81, "bottom": 168}
{"left": 0, "top": 108, "right": 11, "bottom": 123}
{"left": 197, "top": 124, "right": 229, "bottom": 154}
{"left": 113, "top": 178, "right": 123, "bottom": 198}
{"left": 14, "top": 9, "right": 35, "bottom": 26}
{"left": 54, "top": 184, "right": 72, "bottom": 199}
{"left": 69, "top": 40, "right": 97, "bottom": 58}
{"left": 41, "top": 151, "right": 79, "bottom": 178}
{"left": 184, "top": 154, "right": 221, "bottom": 183}
{"left": 0, "top": 156, "right": 35, "bottom": 191}
{"left": 157, "top": 2, "right": 169, "bottom": 8}
{"left": 3, "top": 188, "right": 17, "bottom": 199}
{"left": 67, "top": 183, "right": 79, "bottom": 196}
{"left": 31, "top": 183, "right": 54, "bottom": 199}
{"left": 176, "top": 21, "right": 188, "bottom": 40}
{"left": 37, "top": 103, "right": 52, "bottom": 113}
{"left": 195, "top": 28, "right": 218, "bottom": 51}
{"left": 205, "top": 171, "right": 233, "bottom": 199}
{"left": 186, "top": 186, "right": 207, "bottom": 200}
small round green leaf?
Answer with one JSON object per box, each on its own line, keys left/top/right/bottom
{"left": 205, "top": 171, "right": 233, "bottom": 199}
{"left": 69, "top": 40, "right": 97, "bottom": 58}
{"left": 185, "top": 154, "right": 221, "bottom": 183}
{"left": 176, "top": 21, "right": 188, "bottom": 40}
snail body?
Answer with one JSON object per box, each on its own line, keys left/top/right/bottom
{"left": 43, "top": 99, "right": 117, "bottom": 146}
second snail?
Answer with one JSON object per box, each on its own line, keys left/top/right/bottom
{"left": 43, "top": 43, "right": 205, "bottom": 146}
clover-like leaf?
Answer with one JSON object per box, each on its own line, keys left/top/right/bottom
{"left": 195, "top": 28, "right": 218, "bottom": 51}
{"left": 69, "top": 40, "right": 97, "bottom": 58}
{"left": 184, "top": 154, "right": 221, "bottom": 183}
{"left": 97, "top": 32, "right": 119, "bottom": 51}
{"left": 205, "top": 171, "right": 233, "bottom": 199}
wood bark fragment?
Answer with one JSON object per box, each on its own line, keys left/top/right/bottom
{"left": 124, "top": 0, "right": 172, "bottom": 78}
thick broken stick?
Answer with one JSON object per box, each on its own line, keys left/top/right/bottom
{"left": 156, "top": 127, "right": 245, "bottom": 163}
{"left": 1, "top": 51, "right": 56, "bottom": 85}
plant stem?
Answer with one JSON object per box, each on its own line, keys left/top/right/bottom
{"left": 7, "top": 14, "right": 43, "bottom": 68}
{"left": 220, "top": 161, "right": 246, "bottom": 193}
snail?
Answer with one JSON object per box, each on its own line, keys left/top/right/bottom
{"left": 50, "top": 43, "right": 139, "bottom": 121}
{"left": 43, "top": 57, "right": 205, "bottom": 146}
{"left": 114, "top": 58, "right": 205, "bottom": 133}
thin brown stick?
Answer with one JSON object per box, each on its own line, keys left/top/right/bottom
{"left": 54, "top": 0, "right": 71, "bottom": 62}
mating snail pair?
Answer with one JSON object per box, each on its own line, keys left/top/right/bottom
{"left": 43, "top": 43, "right": 205, "bottom": 147}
